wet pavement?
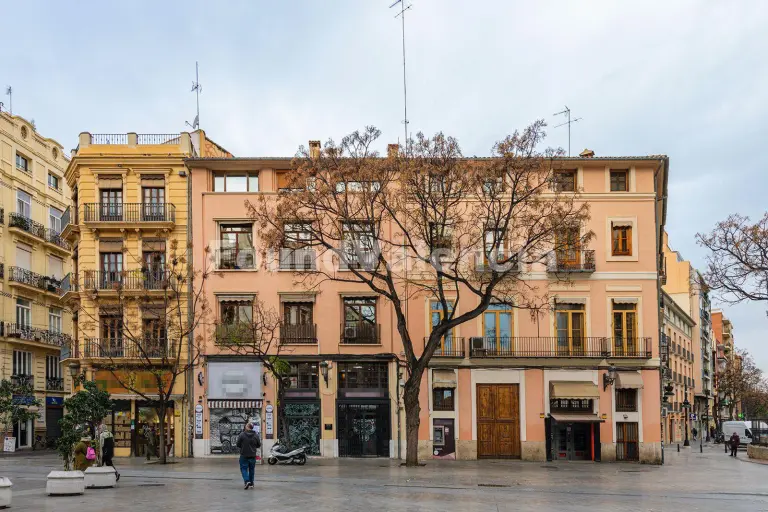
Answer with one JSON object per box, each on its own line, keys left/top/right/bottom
{"left": 1, "top": 442, "right": 765, "bottom": 511}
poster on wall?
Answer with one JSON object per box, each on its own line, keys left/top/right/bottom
{"left": 195, "top": 404, "right": 203, "bottom": 438}
{"left": 207, "top": 362, "right": 263, "bottom": 400}
{"left": 3, "top": 438, "right": 16, "bottom": 453}
{"left": 209, "top": 408, "right": 261, "bottom": 455}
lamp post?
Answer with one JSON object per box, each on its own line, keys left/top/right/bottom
{"left": 682, "top": 386, "right": 691, "bottom": 447}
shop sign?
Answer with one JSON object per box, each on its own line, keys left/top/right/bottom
{"left": 195, "top": 404, "right": 204, "bottom": 437}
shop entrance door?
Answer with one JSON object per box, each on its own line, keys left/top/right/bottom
{"left": 337, "top": 402, "right": 390, "bottom": 457}
{"left": 135, "top": 404, "right": 174, "bottom": 458}
{"left": 476, "top": 384, "right": 521, "bottom": 458}
{"left": 553, "top": 422, "right": 592, "bottom": 461}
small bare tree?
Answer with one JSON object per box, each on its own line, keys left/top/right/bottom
{"left": 697, "top": 213, "right": 768, "bottom": 309}
{"left": 77, "top": 239, "right": 211, "bottom": 463}
{"left": 247, "top": 121, "right": 591, "bottom": 465}
{"left": 719, "top": 349, "right": 763, "bottom": 420}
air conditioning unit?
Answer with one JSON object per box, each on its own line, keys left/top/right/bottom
{"left": 345, "top": 326, "right": 357, "bottom": 339}
{"left": 470, "top": 337, "right": 485, "bottom": 351}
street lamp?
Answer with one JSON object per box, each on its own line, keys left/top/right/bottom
{"left": 682, "top": 389, "right": 692, "bottom": 447}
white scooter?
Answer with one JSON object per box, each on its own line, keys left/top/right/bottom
{"left": 267, "top": 440, "right": 308, "bottom": 465}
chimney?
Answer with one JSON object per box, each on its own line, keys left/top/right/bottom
{"left": 579, "top": 149, "right": 595, "bottom": 158}
{"left": 387, "top": 143, "right": 400, "bottom": 158}
{"left": 309, "top": 140, "right": 321, "bottom": 159}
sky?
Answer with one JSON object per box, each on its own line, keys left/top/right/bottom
{"left": 3, "top": 1, "right": 767, "bottom": 367}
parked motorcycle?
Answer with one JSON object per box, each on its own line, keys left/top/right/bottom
{"left": 714, "top": 431, "right": 725, "bottom": 444}
{"left": 267, "top": 441, "right": 308, "bottom": 465}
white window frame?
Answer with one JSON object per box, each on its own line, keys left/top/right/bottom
{"left": 47, "top": 355, "right": 61, "bottom": 380}
{"left": 49, "top": 206, "right": 63, "bottom": 233}
{"left": 49, "top": 308, "right": 62, "bottom": 333}
{"left": 16, "top": 298, "right": 31, "bottom": 327}
{"left": 13, "top": 350, "right": 33, "bottom": 376}
{"left": 15, "top": 153, "right": 29, "bottom": 173}
{"left": 48, "top": 173, "right": 61, "bottom": 191}
{"left": 16, "top": 189, "right": 31, "bottom": 217}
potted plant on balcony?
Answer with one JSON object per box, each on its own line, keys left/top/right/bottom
{"left": 49, "top": 377, "right": 112, "bottom": 496}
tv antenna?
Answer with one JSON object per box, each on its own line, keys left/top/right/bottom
{"left": 5, "top": 86, "right": 12, "bottom": 116}
{"left": 390, "top": 0, "right": 412, "bottom": 156}
{"left": 554, "top": 106, "right": 582, "bottom": 157}
{"left": 186, "top": 62, "right": 202, "bottom": 130}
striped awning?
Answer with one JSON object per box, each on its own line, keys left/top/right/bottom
{"left": 207, "top": 399, "right": 263, "bottom": 409}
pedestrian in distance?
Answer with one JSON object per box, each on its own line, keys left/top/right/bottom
{"left": 730, "top": 432, "right": 740, "bottom": 457}
{"left": 99, "top": 423, "right": 120, "bottom": 481}
{"left": 236, "top": 423, "right": 261, "bottom": 490}
{"left": 74, "top": 436, "right": 96, "bottom": 472}
{"left": 692, "top": 427, "right": 698, "bottom": 441}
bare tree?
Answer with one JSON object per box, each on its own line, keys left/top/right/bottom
{"left": 718, "top": 349, "right": 763, "bottom": 420}
{"left": 76, "top": 239, "right": 211, "bottom": 463}
{"left": 246, "top": 121, "right": 591, "bottom": 465}
{"left": 697, "top": 213, "right": 768, "bottom": 308}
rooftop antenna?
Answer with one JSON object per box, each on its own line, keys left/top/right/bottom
{"left": 5, "top": 86, "right": 12, "bottom": 116}
{"left": 186, "top": 62, "right": 202, "bottom": 130}
{"left": 390, "top": 0, "right": 412, "bottom": 156}
{"left": 554, "top": 106, "right": 582, "bottom": 157}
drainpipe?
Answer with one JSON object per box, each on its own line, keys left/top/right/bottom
{"left": 186, "top": 157, "right": 195, "bottom": 458}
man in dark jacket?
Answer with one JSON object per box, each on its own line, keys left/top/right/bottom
{"left": 730, "top": 432, "right": 740, "bottom": 457}
{"left": 236, "top": 423, "right": 261, "bottom": 489}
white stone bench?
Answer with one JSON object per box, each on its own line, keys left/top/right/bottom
{"left": 46, "top": 471, "right": 85, "bottom": 496}
{"left": 0, "top": 477, "right": 11, "bottom": 508}
{"left": 85, "top": 466, "right": 117, "bottom": 489}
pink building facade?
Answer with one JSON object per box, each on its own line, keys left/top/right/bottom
{"left": 187, "top": 153, "right": 668, "bottom": 463}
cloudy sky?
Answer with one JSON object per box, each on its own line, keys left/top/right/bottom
{"left": 4, "top": 1, "right": 767, "bottom": 367}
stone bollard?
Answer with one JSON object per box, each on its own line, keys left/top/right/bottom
{"left": 85, "top": 466, "right": 117, "bottom": 489}
{"left": 677, "top": 444, "right": 680, "bottom": 452}
{"left": 0, "top": 477, "right": 11, "bottom": 509}
{"left": 46, "top": 471, "right": 85, "bottom": 496}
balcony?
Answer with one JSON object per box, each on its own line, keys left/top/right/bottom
{"left": 46, "top": 377, "right": 64, "bottom": 391}
{"left": 279, "top": 248, "right": 316, "bottom": 271}
{"left": 81, "top": 269, "right": 175, "bottom": 292}
{"left": 340, "top": 323, "right": 381, "bottom": 345}
{"left": 424, "top": 337, "right": 466, "bottom": 358}
{"left": 8, "top": 213, "right": 46, "bottom": 239}
{"left": 279, "top": 323, "right": 317, "bottom": 344}
{"left": 467, "top": 336, "right": 652, "bottom": 358}
{"left": 83, "top": 203, "right": 176, "bottom": 224}
{"left": 214, "top": 323, "right": 254, "bottom": 345}
{"left": 2, "top": 322, "right": 72, "bottom": 347}
{"left": 44, "top": 228, "right": 71, "bottom": 251}
{"left": 8, "top": 267, "right": 62, "bottom": 294}
{"left": 473, "top": 252, "right": 520, "bottom": 273}
{"left": 548, "top": 250, "right": 596, "bottom": 273}
{"left": 82, "top": 337, "right": 175, "bottom": 359}
{"left": 11, "top": 374, "right": 34, "bottom": 388}
{"left": 61, "top": 206, "right": 79, "bottom": 241}
{"left": 216, "top": 247, "right": 256, "bottom": 270}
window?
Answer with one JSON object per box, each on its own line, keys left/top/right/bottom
{"left": 335, "top": 181, "right": 381, "bottom": 193}
{"left": 142, "top": 186, "right": 165, "bottom": 221}
{"left": 482, "top": 174, "right": 504, "bottom": 194}
{"left": 616, "top": 389, "right": 638, "bottom": 412}
{"left": 15, "top": 154, "right": 29, "bottom": 173}
{"left": 482, "top": 304, "right": 513, "bottom": 354}
{"left": 433, "top": 388, "right": 455, "bottom": 411}
{"left": 550, "top": 398, "right": 592, "bottom": 412}
{"left": 16, "top": 243, "right": 32, "bottom": 270}
{"left": 100, "top": 314, "right": 124, "bottom": 356}
{"left": 342, "top": 222, "right": 377, "bottom": 269}
{"left": 46, "top": 355, "right": 61, "bottom": 380}
{"left": 16, "top": 298, "right": 31, "bottom": 327}
{"left": 553, "top": 170, "right": 576, "bottom": 192}
{"left": 220, "top": 301, "right": 253, "bottom": 325}
{"left": 16, "top": 190, "right": 31, "bottom": 217}
{"left": 283, "top": 302, "right": 313, "bottom": 325}
{"left": 101, "top": 252, "right": 123, "bottom": 285}
{"left": 284, "top": 222, "right": 312, "bottom": 247}
{"left": 219, "top": 224, "right": 254, "bottom": 269}
{"left": 48, "top": 173, "right": 60, "bottom": 190}
{"left": 430, "top": 300, "right": 455, "bottom": 352}
{"left": 48, "top": 255, "right": 64, "bottom": 280}
{"left": 611, "top": 223, "right": 632, "bottom": 256}
{"left": 281, "top": 223, "right": 314, "bottom": 270}
{"left": 428, "top": 222, "right": 452, "bottom": 249}
{"left": 143, "top": 249, "right": 166, "bottom": 276}
{"left": 612, "top": 301, "right": 638, "bottom": 355}
{"left": 49, "top": 308, "right": 62, "bottom": 333}
{"left": 555, "top": 302, "right": 585, "bottom": 354}
{"left": 555, "top": 226, "right": 581, "bottom": 265}
{"left": 610, "top": 170, "right": 628, "bottom": 192}
{"left": 213, "top": 173, "right": 259, "bottom": 192}
{"left": 100, "top": 189, "right": 123, "bottom": 221}
{"left": 143, "top": 317, "right": 167, "bottom": 343}
{"left": 337, "top": 362, "right": 388, "bottom": 389}
{"left": 483, "top": 228, "right": 507, "bottom": 263}
{"left": 13, "top": 350, "right": 33, "bottom": 376}
{"left": 343, "top": 298, "right": 378, "bottom": 344}
{"left": 288, "top": 363, "right": 319, "bottom": 390}
{"left": 49, "top": 206, "right": 63, "bottom": 233}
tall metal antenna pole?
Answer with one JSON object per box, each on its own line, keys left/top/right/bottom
{"left": 186, "top": 63, "right": 202, "bottom": 130}
{"left": 5, "top": 86, "right": 12, "bottom": 116}
{"left": 554, "top": 106, "right": 582, "bottom": 157}
{"left": 390, "top": 0, "right": 412, "bottom": 155}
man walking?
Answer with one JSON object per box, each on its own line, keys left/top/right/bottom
{"left": 236, "top": 423, "right": 261, "bottom": 489}
{"left": 730, "top": 432, "right": 740, "bottom": 457}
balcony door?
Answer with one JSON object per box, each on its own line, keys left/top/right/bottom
{"left": 343, "top": 298, "right": 377, "bottom": 344}
{"left": 101, "top": 252, "right": 123, "bottom": 288}
{"left": 612, "top": 301, "right": 637, "bottom": 356}
{"left": 483, "top": 304, "right": 513, "bottom": 354}
{"left": 16, "top": 190, "right": 31, "bottom": 217}
{"left": 142, "top": 187, "right": 165, "bottom": 221}
{"left": 555, "top": 303, "right": 585, "bottom": 355}
{"left": 555, "top": 227, "right": 581, "bottom": 267}
{"left": 143, "top": 317, "right": 167, "bottom": 357}
{"left": 15, "top": 298, "right": 31, "bottom": 328}
{"left": 100, "top": 189, "right": 123, "bottom": 221}
{"left": 430, "top": 300, "right": 455, "bottom": 353}
{"left": 220, "top": 224, "right": 254, "bottom": 269}
{"left": 282, "top": 302, "right": 314, "bottom": 343}
{"left": 101, "top": 315, "right": 124, "bottom": 357}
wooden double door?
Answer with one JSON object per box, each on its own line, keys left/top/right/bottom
{"left": 477, "top": 384, "right": 521, "bottom": 458}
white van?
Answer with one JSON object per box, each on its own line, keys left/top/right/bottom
{"left": 722, "top": 421, "right": 753, "bottom": 446}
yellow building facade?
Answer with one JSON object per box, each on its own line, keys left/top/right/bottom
{"left": 0, "top": 111, "right": 73, "bottom": 449}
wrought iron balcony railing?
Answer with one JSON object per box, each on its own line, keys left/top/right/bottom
{"left": 467, "top": 336, "right": 651, "bottom": 358}
{"left": 424, "top": 337, "right": 466, "bottom": 358}
{"left": 8, "top": 267, "right": 62, "bottom": 293}
{"left": 548, "top": 250, "right": 596, "bottom": 273}
{"left": 279, "top": 248, "right": 316, "bottom": 270}
{"left": 340, "top": 323, "right": 381, "bottom": 344}
{"left": 82, "top": 269, "right": 175, "bottom": 291}
{"left": 9, "top": 213, "right": 45, "bottom": 238}
{"left": 215, "top": 248, "right": 256, "bottom": 270}
{"left": 0, "top": 263, "right": 4, "bottom": 279}
{"left": 44, "top": 228, "right": 70, "bottom": 250}
{"left": 3, "top": 322, "right": 72, "bottom": 347}
{"left": 46, "top": 377, "right": 64, "bottom": 391}
{"left": 11, "top": 374, "right": 34, "bottom": 388}
{"left": 83, "top": 203, "right": 176, "bottom": 223}
{"left": 279, "top": 323, "right": 317, "bottom": 344}
{"left": 83, "top": 337, "right": 174, "bottom": 359}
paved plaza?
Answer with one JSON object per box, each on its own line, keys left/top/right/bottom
{"left": 1, "top": 443, "right": 766, "bottom": 511}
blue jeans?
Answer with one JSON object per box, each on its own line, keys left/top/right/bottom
{"left": 239, "top": 456, "right": 256, "bottom": 484}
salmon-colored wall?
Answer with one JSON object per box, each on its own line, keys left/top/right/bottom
{"left": 458, "top": 369, "right": 472, "bottom": 440}
{"left": 525, "top": 369, "right": 545, "bottom": 442}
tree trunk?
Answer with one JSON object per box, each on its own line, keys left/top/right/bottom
{"left": 403, "top": 369, "right": 424, "bottom": 467}
{"left": 276, "top": 380, "right": 289, "bottom": 446}
{"left": 158, "top": 403, "right": 167, "bottom": 464}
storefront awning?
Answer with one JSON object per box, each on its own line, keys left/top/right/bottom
{"left": 208, "top": 399, "right": 263, "bottom": 409}
{"left": 550, "top": 381, "right": 599, "bottom": 399}
{"left": 432, "top": 370, "right": 457, "bottom": 389}
{"left": 616, "top": 372, "right": 644, "bottom": 389}
{"left": 551, "top": 413, "right": 604, "bottom": 423}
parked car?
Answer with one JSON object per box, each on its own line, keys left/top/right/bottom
{"left": 722, "top": 421, "right": 753, "bottom": 446}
